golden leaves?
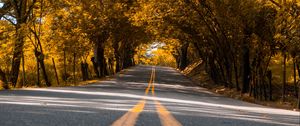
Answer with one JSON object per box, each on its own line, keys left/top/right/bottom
{"left": 274, "top": 0, "right": 300, "bottom": 51}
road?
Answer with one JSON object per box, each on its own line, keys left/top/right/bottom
{"left": 0, "top": 65, "right": 299, "bottom": 126}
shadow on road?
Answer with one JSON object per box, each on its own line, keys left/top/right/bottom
{"left": 0, "top": 65, "right": 299, "bottom": 126}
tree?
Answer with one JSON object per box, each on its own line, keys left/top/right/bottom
{"left": 1, "top": 0, "right": 38, "bottom": 88}
{"left": 273, "top": 0, "right": 300, "bottom": 102}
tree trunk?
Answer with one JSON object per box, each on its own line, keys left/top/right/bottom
{"left": 298, "top": 82, "right": 300, "bottom": 109}
{"left": 296, "top": 60, "right": 300, "bottom": 78}
{"left": 224, "top": 60, "right": 232, "bottom": 88}
{"left": 63, "top": 48, "right": 67, "bottom": 81}
{"left": 242, "top": 41, "right": 250, "bottom": 93}
{"left": 296, "top": 63, "right": 300, "bottom": 109}
{"left": 0, "top": 69, "right": 8, "bottom": 89}
{"left": 282, "top": 51, "right": 287, "bottom": 102}
{"left": 208, "top": 57, "right": 221, "bottom": 84}
{"left": 113, "top": 40, "right": 121, "bottom": 73}
{"left": 233, "top": 58, "right": 240, "bottom": 91}
{"left": 9, "top": 0, "right": 30, "bottom": 87}
{"left": 176, "top": 56, "right": 180, "bottom": 69}
{"left": 10, "top": 25, "right": 25, "bottom": 87}
{"left": 104, "top": 58, "right": 109, "bottom": 76}
{"left": 267, "top": 70, "right": 272, "bottom": 101}
{"left": 293, "top": 59, "right": 298, "bottom": 98}
{"left": 123, "top": 49, "right": 134, "bottom": 69}
{"left": 40, "top": 58, "right": 51, "bottom": 87}
{"left": 37, "top": 53, "right": 50, "bottom": 87}
{"left": 179, "top": 42, "right": 189, "bottom": 70}
{"left": 36, "top": 58, "right": 40, "bottom": 87}
{"left": 114, "top": 50, "right": 121, "bottom": 73}
{"left": 95, "top": 42, "right": 106, "bottom": 77}
{"left": 73, "top": 52, "right": 76, "bottom": 85}
{"left": 21, "top": 51, "right": 26, "bottom": 87}
{"left": 52, "top": 58, "right": 60, "bottom": 86}
{"left": 116, "top": 57, "right": 120, "bottom": 73}
{"left": 253, "top": 76, "right": 258, "bottom": 99}
{"left": 81, "top": 62, "right": 89, "bottom": 81}
{"left": 91, "top": 57, "right": 100, "bottom": 78}
{"left": 263, "top": 82, "right": 267, "bottom": 101}
{"left": 85, "top": 63, "right": 89, "bottom": 80}
{"left": 35, "top": 50, "right": 51, "bottom": 87}
{"left": 108, "top": 58, "right": 114, "bottom": 75}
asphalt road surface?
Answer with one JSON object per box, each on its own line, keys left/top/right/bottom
{"left": 0, "top": 65, "right": 299, "bottom": 126}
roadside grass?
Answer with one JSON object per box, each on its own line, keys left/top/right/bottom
{"left": 3, "top": 77, "right": 111, "bottom": 91}
{"left": 23, "top": 76, "right": 112, "bottom": 89}
{"left": 1, "top": 67, "right": 131, "bottom": 90}
{"left": 50, "top": 79, "right": 102, "bottom": 87}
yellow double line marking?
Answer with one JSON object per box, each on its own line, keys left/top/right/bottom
{"left": 145, "top": 67, "right": 155, "bottom": 95}
{"left": 111, "top": 99, "right": 146, "bottom": 126}
{"left": 111, "top": 67, "right": 182, "bottom": 126}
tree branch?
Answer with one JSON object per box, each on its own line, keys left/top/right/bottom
{"left": 1, "top": 16, "right": 17, "bottom": 26}
{"left": 269, "top": 0, "right": 282, "bottom": 8}
{"left": 24, "top": 0, "right": 37, "bottom": 19}
{"left": 0, "top": 1, "right": 12, "bottom": 19}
